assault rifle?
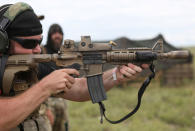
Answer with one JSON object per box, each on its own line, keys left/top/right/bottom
{"left": 6, "top": 36, "right": 190, "bottom": 123}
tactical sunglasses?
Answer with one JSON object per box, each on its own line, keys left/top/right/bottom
{"left": 11, "top": 37, "right": 43, "bottom": 49}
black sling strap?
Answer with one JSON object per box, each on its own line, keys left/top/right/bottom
{"left": 18, "top": 123, "right": 24, "bottom": 131}
{"left": 0, "top": 55, "right": 8, "bottom": 94}
{"left": 99, "top": 64, "right": 155, "bottom": 124}
{"left": 34, "top": 119, "right": 40, "bottom": 131}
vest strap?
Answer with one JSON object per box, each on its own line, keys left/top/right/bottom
{"left": 0, "top": 55, "right": 8, "bottom": 94}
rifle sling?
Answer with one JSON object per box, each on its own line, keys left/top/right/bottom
{"left": 99, "top": 64, "right": 155, "bottom": 124}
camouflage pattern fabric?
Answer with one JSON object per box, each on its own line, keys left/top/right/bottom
{"left": 4, "top": 2, "right": 33, "bottom": 21}
{"left": 47, "top": 97, "right": 69, "bottom": 131}
{"left": 11, "top": 115, "right": 52, "bottom": 131}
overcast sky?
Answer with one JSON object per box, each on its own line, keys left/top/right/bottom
{"left": 1, "top": 0, "right": 195, "bottom": 47}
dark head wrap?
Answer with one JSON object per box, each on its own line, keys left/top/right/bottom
{"left": 45, "top": 24, "right": 64, "bottom": 53}
{"left": 0, "top": 3, "right": 42, "bottom": 37}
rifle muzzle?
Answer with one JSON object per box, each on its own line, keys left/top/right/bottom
{"left": 158, "top": 50, "right": 190, "bottom": 59}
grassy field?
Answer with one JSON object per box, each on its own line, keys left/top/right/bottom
{"left": 68, "top": 47, "right": 195, "bottom": 131}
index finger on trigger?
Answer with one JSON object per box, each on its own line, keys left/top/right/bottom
{"left": 61, "top": 68, "right": 80, "bottom": 76}
{"left": 64, "top": 74, "right": 75, "bottom": 84}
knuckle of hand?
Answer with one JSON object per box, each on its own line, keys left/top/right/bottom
{"left": 127, "top": 73, "right": 132, "bottom": 77}
{"left": 64, "top": 73, "right": 68, "bottom": 77}
{"left": 121, "top": 69, "right": 126, "bottom": 74}
{"left": 132, "top": 70, "right": 136, "bottom": 74}
{"left": 134, "top": 67, "right": 141, "bottom": 72}
{"left": 138, "top": 68, "right": 142, "bottom": 72}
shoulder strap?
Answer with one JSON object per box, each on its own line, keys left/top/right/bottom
{"left": 0, "top": 55, "right": 8, "bottom": 94}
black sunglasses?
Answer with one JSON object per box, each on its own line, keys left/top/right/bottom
{"left": 11, "top": 37, "right": 43, "bottom": 49}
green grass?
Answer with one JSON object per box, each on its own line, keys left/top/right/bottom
{"left": 68, "top": 47, "right": 195, "bottom": 131}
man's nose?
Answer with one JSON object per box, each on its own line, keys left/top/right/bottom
{"left": 32, "top": 45, "right": 41, "bottom": 54}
